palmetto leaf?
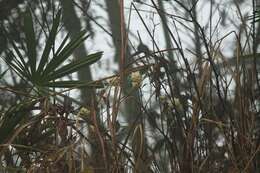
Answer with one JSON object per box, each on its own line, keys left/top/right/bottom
{"left": 37, "top": 10, "right": 62, "bottom": 74}
{"left": 55, "top": 33, "right": 70, "bottom": 57}
{"left": 24, "top": 9, "right": 37, "bottom": 76}
{"left": 4, "top": 51, "right": 30, "bottom": 80}
{"left": 9, "top": 41, "right": 31, "bottom": 78}
{"left": 2, "top": 9, "right": 102, "bottom": 90}
{"left": 44, "top": 80, "right": 104, "bottom": 88}
{"left": 42, "top": 30, "right": 89, "bottom": 76}
{"left": 0, "top": 69, "right": 8, "bottom": 80}
{"left": 45, "top": 52, "right": 102, "bottom": 81}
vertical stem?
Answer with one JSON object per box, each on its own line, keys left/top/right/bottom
{"left": 119, "top": 0, "right": 125, "bottom": 74}
{"left": 191, "top": 0, "right": 202, "bottom": 75}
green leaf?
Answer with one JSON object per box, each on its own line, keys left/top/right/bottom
{"left": 55, "top": 33, "right": 70, "bottom": 56}
{"left": 24, "top": 9, "right": 37, "bottom": 75}
{"left": 42, "top": 30, "right": 88, "bottom": 76}
{"left": 37, "top": 10, "right": 62, "bottom": 74}
{"left": 3, "top": 51, "right": 30, "bottom": 80}
{"left": 5, "top": 51, "right": 25, "bottom": 73}
{"left": 9, "top": 42, "right": 31, "bottom": 77}
{"left": 44, "top": 80, "right": 104, "bottom": 88}
{"left": 0, "top": 69, "right": 8, "bottom": 80}
{"left": 6, "top": 62, "right": 26, "bottom": 80}
{"left": 46, "top": 52, "right": 102, "bottom": 81}
{"left": 2, "top": 9, "right": 102, "bottom": 90}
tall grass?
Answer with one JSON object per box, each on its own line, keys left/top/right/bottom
{"left": 0, "top": 0, "right": 259, "bottom": 173}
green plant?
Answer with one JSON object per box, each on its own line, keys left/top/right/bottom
{"left": 0, "top": 8, "right": 102, "bottom": 145}
{"left": 3, "top": 9, "right": 102, "bottom": 91}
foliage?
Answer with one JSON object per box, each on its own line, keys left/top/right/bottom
{"left": 3, "top": 9, "right": 102, "bottom": 91}
{"left": 0, "top": 6, "right": 103, "bottom": 172}
{"left": 0, "top": 0, "right": 260, "bottom": 173}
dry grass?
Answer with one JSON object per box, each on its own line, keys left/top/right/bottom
{"left": 0, "top": 0, "right": 260, "bottom": 173}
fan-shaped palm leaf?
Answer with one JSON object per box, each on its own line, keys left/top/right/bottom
{"left": 2, "top": 9, "right": 102, "bottom": 90}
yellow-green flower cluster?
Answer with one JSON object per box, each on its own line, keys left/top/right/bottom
{"left": 159, "top": 96, "right": 183, "bottom": 111}
{"left": 106, "top": 71, "right": 142, "bottom": 88}
{"left": 77, "top": 107, "right": 91, "bottom": 118}
{"left": 173, "top": 98, "right": 182, "bottom": 111}
{"left": 131, "top": 71, "right": 142, "bottom": 87}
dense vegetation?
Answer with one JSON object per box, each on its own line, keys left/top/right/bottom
{"left": 0, "top": 0, "right": 259, "bottom": 172}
